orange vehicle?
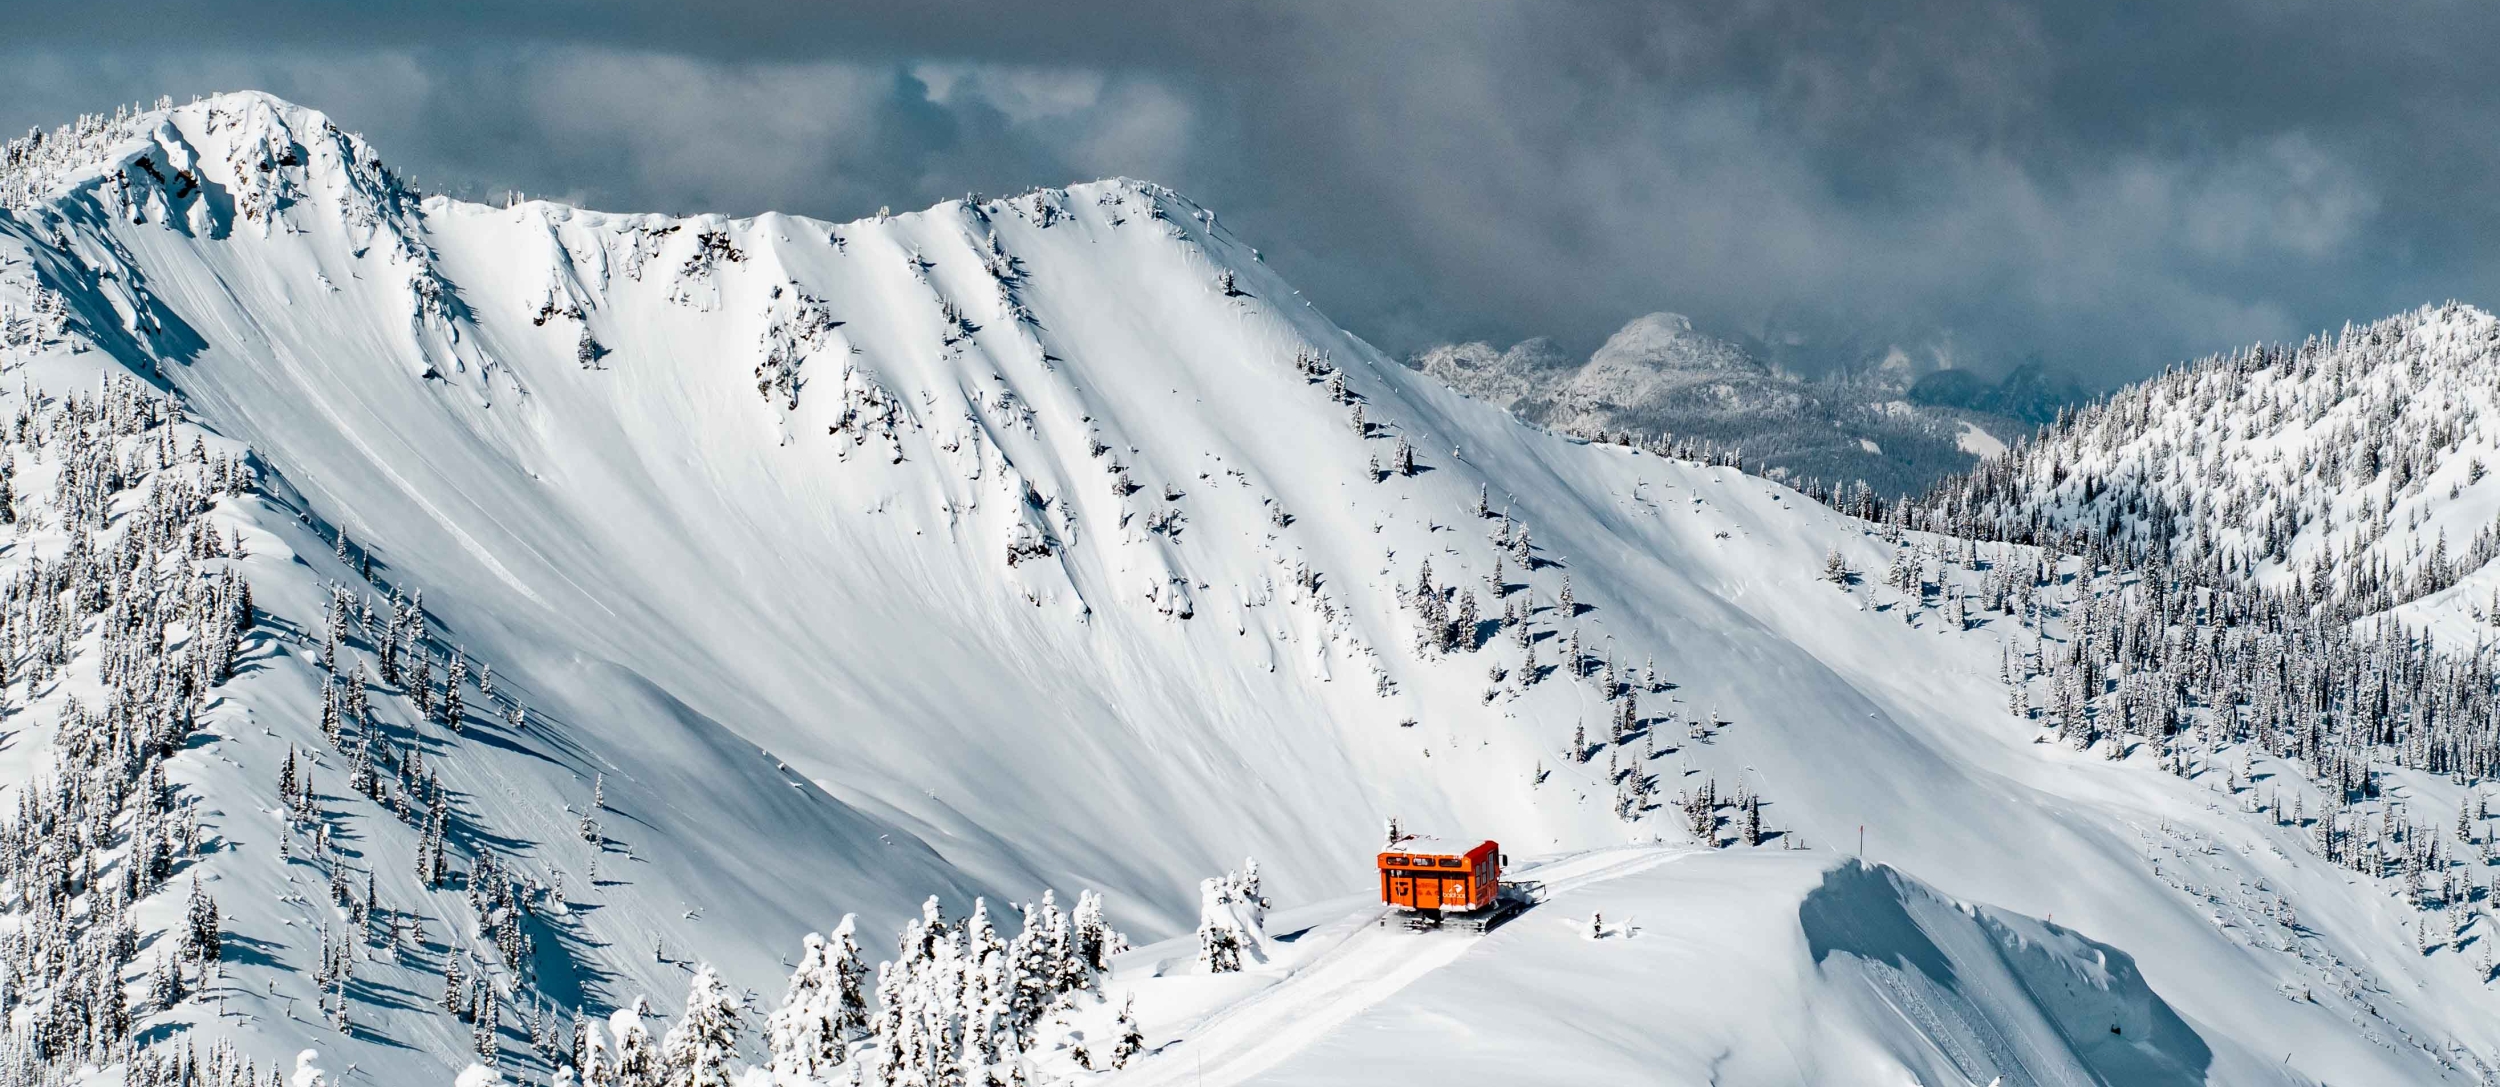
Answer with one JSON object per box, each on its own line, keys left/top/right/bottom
{"left": 1378, "top": 837, "right": 1519, "bottom": 930}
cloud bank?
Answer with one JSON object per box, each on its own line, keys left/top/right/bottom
{"left": 5, "top": 1, "right": 2493, "bottom": 383}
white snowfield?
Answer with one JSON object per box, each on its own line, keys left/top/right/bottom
{"left": 1107, "top": 847, "right": 1685, "bottom": 1087}
{"left": 1097, "top": 849, "right": 2213, "bottom": 1087}
{"left": 0, "top": 91, "right": 2495, "bottom": 1085}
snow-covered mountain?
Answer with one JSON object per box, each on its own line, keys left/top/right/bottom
{"left": 1929, "top": 303, "right": 2500, "bottom": 640}
{"left": 1411, "top": 312, "right": 2029, "bottom": 497}
{"left": 3, "top": 92, "right": 2499, "bottom": 1086}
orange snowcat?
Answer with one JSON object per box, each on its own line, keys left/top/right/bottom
{"left": 1377, "top": 836, "right": 1530, "bottom": 932}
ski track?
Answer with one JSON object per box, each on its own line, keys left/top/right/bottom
{"left": 1113, "top": 846, "right": 1687, "bottom": 1087}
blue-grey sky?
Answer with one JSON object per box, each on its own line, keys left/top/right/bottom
{"left": 6, "top": 1, "right": 2495, "bottom": 383}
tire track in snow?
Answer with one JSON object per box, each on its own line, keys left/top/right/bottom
{"left": 1113, "top": 846, "right": 1688, "bottom": 1087}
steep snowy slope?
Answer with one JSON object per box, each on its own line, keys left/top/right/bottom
{"left": 4, "top": 92, "right": 2500, "bottom": 1085}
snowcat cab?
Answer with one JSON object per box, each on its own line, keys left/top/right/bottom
{"left": 1378, "top": 836, "right": 1525, "bottom": 932}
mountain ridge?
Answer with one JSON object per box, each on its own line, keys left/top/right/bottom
{"left": 0, "top": 90, "right": 2493, "bottom": 1086}
{"left": 1410, "top": 312, "right": 2031, "bottom": 497}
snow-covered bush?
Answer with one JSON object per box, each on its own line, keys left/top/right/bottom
{"left": 290, "top": 1051, "right": 328, "bottom": 1087}
{"left": 1195, "top": 858, "right": 1271, "bottom": 973}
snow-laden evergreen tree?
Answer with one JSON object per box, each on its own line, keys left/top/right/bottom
{"left": 1004, "top": 899, "right": 1057, "bottom": 1037}
{"left": 609, "top": 999, "right": 659, "bottom": 1087}
{"left": 473, "top": 985, "right": 499, "bottom": 1064}
{"left": 1070, "top": 890, "right": 1125, "bottom": 980}
{"left": 767, "top": 918, "right": 868, "bottom": 1079}
{"left": 574, "top": 1015, "right": 611, "bottom": 1087}
{"left": 1194, "top": 858, "right": 1271, "bottom": 974}
{"left": 1109, "top": 995, "right": 1144, "bottom": 1069}
{"left": 186, "top": 878, "right": 222, "bottom": 963}
{"left": 444, "top": 649, "right": 467, "bottom": 730}
{"left": 290, "top": 1051, "right": 329, "bottom": 1087}
{"left": 661, "top": 965, "right": 742, "bottom": 1087}
{"left": 1196, "top": 879, "right": 1245, "bottom": 974}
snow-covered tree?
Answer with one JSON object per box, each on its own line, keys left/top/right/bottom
{"left": 1110, "top": 995, "right": 1144, "bottom": 1069}
{"left": 575, "top": 1016, "right": 612, "bottom": 1087}
{"left": 768, "top": 932, "right": 842, "bottom": 1079}
{"left": 187, "top": 878, "right": 221, "bottom": 962}
{"left": 1194, "top": 859, "right": 1270, "bottom": 974}
{"left": 1196, "top": 879, "right": 1245, "bottom": 974}
{"left": 1070, "top": 889, "right": 1126, "bottom": 979}
{"left": 769, "top": 914, "right": 871, "bottom": 1079}
{"left": 290, "top": 1050, "right": 329, "bottom": 1087}
{"left": 610, "top": 999, "right": 659, "bottom": 1087}
{"left": 662, "top": 965, "right": 743, "bottom": 1087}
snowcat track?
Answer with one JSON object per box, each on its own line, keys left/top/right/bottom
{"left": 1444, "top": 897, "right": 1529, "bottom": 933}
{"left": 1382, "top": 882, "right": 1539, "bottom": 933}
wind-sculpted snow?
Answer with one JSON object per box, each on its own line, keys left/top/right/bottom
{"left": 1801, "top": 860, "right": 2208, "bottom": 1087}
{"left": 1189, "top": 852, "right": 2205, "bottom": 1086}
{"left": 1, "top": 91, "right": 2497, "bottom": 1085}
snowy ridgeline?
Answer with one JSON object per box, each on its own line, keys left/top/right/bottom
{"left": 6, "top": 90, "right": 2500, "bottom": 1086}
{"left": 1922, "top": 302, "right": 2500, "bottom": 627}
{"left": 1408, "top": 311, "right": 2029, "bottom": 499}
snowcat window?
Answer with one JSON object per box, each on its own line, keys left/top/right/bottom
{"left": 1438, "top": 858, "right": 1463, "bottom": 867}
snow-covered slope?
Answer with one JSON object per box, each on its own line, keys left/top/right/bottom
{"left": 1106, "top": 851, "right": 2208, "bottom": 1087}
{"left": 3, "top": 92, "right": 2499, "bottom": 1086}
{"left": 1934, "top": 303, "right": 2500, "bottom": 636}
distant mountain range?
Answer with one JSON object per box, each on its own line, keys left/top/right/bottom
{"left": 1408, "top": 312, "right": 2083, "bottom": 496}
{"left": 1904, "top": 357, "right": 2096, "bottom": 426}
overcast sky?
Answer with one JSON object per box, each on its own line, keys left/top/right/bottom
{"left": 6, "top": 1, "right": 2495, "bottom": 384}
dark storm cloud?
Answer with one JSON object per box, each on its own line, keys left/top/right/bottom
{"left": 5, "top": 1, "right": 2496, "bottom": 383}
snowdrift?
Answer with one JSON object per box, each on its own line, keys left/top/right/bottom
{"left": 1189, "top": 852, "right": 2209, "bottom": 1087}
